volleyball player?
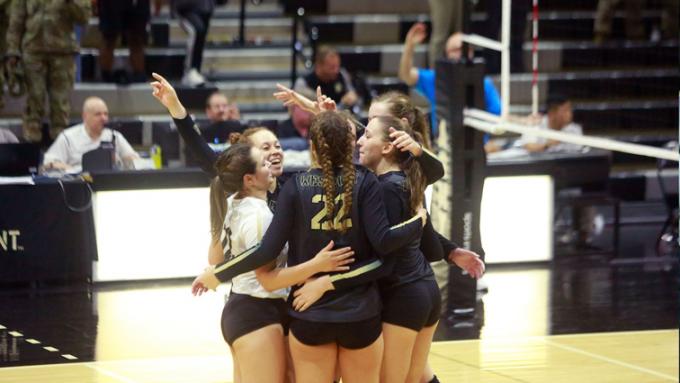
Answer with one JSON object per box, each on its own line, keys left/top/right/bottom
{"left": 356, "top": 115, "right": 441, "bottom": 382}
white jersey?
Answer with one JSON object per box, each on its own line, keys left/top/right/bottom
{"left": 222, "top": 195, "right": 288, "bottom": 299}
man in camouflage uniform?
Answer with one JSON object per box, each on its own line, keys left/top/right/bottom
{"left": 6, "top": 0, "right": 91, "bottom": 142}
{"left": 0, "top": 0, "right": 12, "bottom": 110}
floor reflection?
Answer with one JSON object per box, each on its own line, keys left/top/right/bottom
{"left": 0, "top": 260, "right": 677, "bottom": 367}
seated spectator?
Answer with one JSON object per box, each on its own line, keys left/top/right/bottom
{"left": 205, "top": 91, "right": 241, "bottom": 124}
{"left": 43, "top": 97, "right": 138, "bottom": 172}
{"left": 276, "top": 105, "right": 312, "bottom": 151}
{"left": 184, "top": 91, "right": 242, "bottom": 166}
{"left": 521, "top": 95, "right": 583, "bottom": 153}
{"left": 0, "top": 129, "right": 19, "bottom": 144}
{"left": 399, "top": 24, "right": 501, "bottom": 137}
{"left": 293, "top": 45, "right": 360, "bottom": 110}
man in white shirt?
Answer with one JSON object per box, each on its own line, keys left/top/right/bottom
{"left": 523, "top": 95, "right": 583, "bottom": 153}
{"left": 43, "top": 97, "right": 139, "bottom": 172}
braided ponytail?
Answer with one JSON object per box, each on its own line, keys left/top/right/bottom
{"left": 316, "top": 131, "right": 338, "bottom": 230}
{"left": 309, "top": 111, "right": 356, "bottom": 232}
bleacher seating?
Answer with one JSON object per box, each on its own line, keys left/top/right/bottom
{"left": 0, "top": 0, "right": 676, "bottom": 177}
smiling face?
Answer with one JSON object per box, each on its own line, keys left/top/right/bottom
{"left": 357, "top": 119, "right": 390, "bottom": 171}
{"left": 247, "top": 129, "right": 284, "bottom": 177}
{"left": 245, "top": 147, "right": 273, "bottom": 193}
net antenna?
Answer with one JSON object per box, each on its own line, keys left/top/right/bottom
{"left": 459, "top": 0, "right": 536, "bottom": 119}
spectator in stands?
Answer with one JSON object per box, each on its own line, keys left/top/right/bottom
{"left": 172, "top": 0, "right": 215, "bottom": 87}
{"left": 293, "top": 45, "right": 360, "bottom": 110}
{"left": 205, "top": 91, "right": 241, "bottom": 124}
{"left": 650, "top": 0, "right": 679, "bottom": 42}
{"left": 276, "top": 105, "right": 312, "bottom": 151}
{"left": 399, "top": 23, "right": 501, "bottom": 137}
{"left": 0, "top": 129, "right": 19, "bottom": 144}
{"left": 6, "top": 0, "right": 91, "bottom": 143}
{"left": 43, "top": 97, "right": 138, "bottom": 172}
{"left": 521, "top": 94, "right": 583, "bottom": 153}
{"left": 427, "top": 0, "right": 463, "bottom": 67}
{"left": 594, "top": 0, "right": 645, "bottom": 44}
{"left": 97, "top": 0, "right": 160, "bottom": 83}
{"left": 184, "top": 91, "right": 241, "bottom": 166}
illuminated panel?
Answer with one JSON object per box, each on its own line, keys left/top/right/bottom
{"left": 93, "top": 188, "right": 211, "bottom": 282}
{"left": 481, "top": 176, "right": 553, "bottom": 263}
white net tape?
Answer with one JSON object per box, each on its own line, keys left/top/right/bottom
{"left": 464, "top": 108, "right": 680, "bottom": 162}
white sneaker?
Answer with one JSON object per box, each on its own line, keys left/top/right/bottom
{"left": 182, "top": 68, "right": 206, "bottom": 87}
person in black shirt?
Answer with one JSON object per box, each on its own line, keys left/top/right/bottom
{"left": 293, "top": 45, "right": 359, "bottom": 110}
{"left": 357, "top": 115, "right": 441, "bottom": 383}
{"left": 367, "top": 91, "right": 485, "bottom": 383}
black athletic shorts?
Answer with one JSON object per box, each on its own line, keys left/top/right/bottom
{"left": 221, "top": 292, "right": 290, "bottom": 346}
{"left": 98, "top": 0, "right": 150, "bottom": 41}
{"left": 289, "top": 315, "right": 382, "bottom": 350}
{"left": 381, "top": 278, "right": 441, "bottom": 331}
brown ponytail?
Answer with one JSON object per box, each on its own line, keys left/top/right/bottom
{"left": 209, "top": 177, "right": 229, "bottom": 241}
{"left": 375, "top": 115, "right": 427, "bottom": 214}
{"left": 309, "top": 111, "right": 356, "bottom": 232}
{"left": 373, "top": 91, "right": 432, "bottom": 150}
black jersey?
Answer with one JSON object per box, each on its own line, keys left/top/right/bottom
{"left": 213, "top": 166, "right": 424, "bottom": 322}
{"left": 174, "top": 115, "right": 219, "bottom": 178}
{"left": 377, "top": 171, "right": 437, "bottom": 289}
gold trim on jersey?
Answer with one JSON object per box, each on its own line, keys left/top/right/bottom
{"left": 214, "top": 243, "right": 260, "bottom": 274}
{"left": 389, "top": 215, "right": 420, "bottom": 230}
{"left": 329, "top": 259, "right": 382, "bottom": 282}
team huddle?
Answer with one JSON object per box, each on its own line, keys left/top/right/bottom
{"left": 151, "top": 73, "right": 484, "bottom": 383}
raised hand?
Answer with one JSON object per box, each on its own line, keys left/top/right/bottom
{"left": 273, "top": 83, "right": 318, "bottom": 113}
{"left": 150, "top": 72, "right": 187, "bottom": 119}
{"left": 316, "top": 86, "right": 337, "bottom": 112}
{"left": 406, "top": 22, "right": 427, "bottom": 46}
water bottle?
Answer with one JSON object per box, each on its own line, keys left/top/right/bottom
{"left": 150, "top": 145, "right": 162, "bottom": 169}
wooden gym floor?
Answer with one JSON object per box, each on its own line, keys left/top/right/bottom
{"left": 0, "top": 254, "right": 677, "bottom": 382}
{"left": 0, "top": 330, "right": 676, "bottom": 382}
